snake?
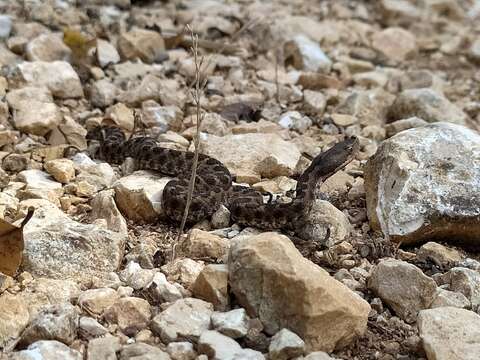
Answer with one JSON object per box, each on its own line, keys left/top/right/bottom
{"left": 86, "top": 126, "right": 359, "bottom": 230}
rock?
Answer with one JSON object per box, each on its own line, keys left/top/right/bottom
{"left": 104, "top": 297, "right": 151, "bottom": 336}
{"left": 417, "top": 242, "right": 463, "bottom": 268}
{"left": 418, "top": 307, "right": 480, "bottom": 360}
{"left": 304, "top": 352, "right": 336, "bottom": 360}
{"left": 8, "top": 340, "right": 82, "bottom": 360}
{"left": 150, "top": 298, "right": 213, "bottom": 343}
{"left": 26, "top": 33, "right": 71, "bottom": 62}
{"left": 120, "top": 342, "right": 171, "bottom": 360}
{"left": 91, "top": 189, "right": 128, "bottom": 236}
{"left": 18, "top": 303, "right": 79, "bottom": 347}
{"left": 367, "top": 259, "right": 437, "bottom": 323}
{"left": 269, "top": 328, "right": 305, "bottom": 360}
{"left": 78, "top": 316, "right": 108, "bottom": 339}
{"left": 211, "top": 205, "right": 231, "bottom": 229}
{"left": 145, "top": 272, "right": 183, "bottom": 304}
{"left": 371, "top": 27, "right": 417, "bottom": 61}
{"left": 284, "top": 35, "right": 332, "bottom": 73}
{"left": 113, "top": 170, "right": 170, "bottom": 222}
{"left": 105, "top": 103, "right": 135, "bottom": 131}
{"left": 87, "top": 336, "right": 121, "bottom": 360}
{"left": 118, "top": 29, "right": 166, "bottom": 63}
{"left": 21, "top": 200, "right": 126, "bottom": 281}
{"left": 78, "top": 288, "right": 120, "bottom": 317}
{"left": 161, "top": 258, "right": 204, "bottom": 290}
{"left": 6, "top": 86, "right": 63, "bottom": 136}
{"left": 180, "top": 229, "right": 229, "bottom": 261}
{"left": 200, "top": 133, "right": 301, "bottom": 178}
{"left": 142, "top": 101, "right": 182, "bottom": 133}
{"left": 44, "top": 159, "right": 75, "bottom": 184}
{"left": 119, "top": 262, "right": 155, "bottom": 290}
{"left": 167, "top": 342, "right": 196, "bottom": 360}
{"left": 384, "top": 117, "right": 428, "bottom": 137}
{"left": 211, "top": 309, "right": 249, "bottom": 339}
{"left": 388, "top": 89, "right": 468, "bottom": 125}
{"left": 90, "top": 79, "right": 119, "bottom": 108}
{"left": 431, "top": 288, "right": 470, "bottom": 309}
{"left": 296, "top": 200, "right": 351, "bottom": 246}
{"left": 17, "top": 61, "right": 83, "bottom": 98}
{"left": 0, "top": 15, "right": 12, "bottom": 38}
{"left": 439, "top": 267, "right": 480, "bottom": 309}
{"left": 365, "top": 123, "right": 480, "bottom": 246}
{"left": 192, "top": 264, "right": 229, "bottom": 311}
{"left": 228, "top": 232, "right": 370, "bottom": 351}
{"left": 0, "top": 293, "right": 29, "bottom": 349}
{"left": 96, "top": 38, "right": 120, "bottom": 68}
{"left": 197, "top": 330, "right": 242, "bottom": 360}
{"left": 335, "top": 89, "right": 395, "bottom": 126}
{"left": 303, "top": 90, "right": 326, "bottom": 115}
{"left": 468, "top": 38, "right": 480, "bottom": 63}
{"left": 331, "top": 113, "right": 358, "bottom": 127}
{"left": 278, "top": 111, "right": 312, "bottom": 133}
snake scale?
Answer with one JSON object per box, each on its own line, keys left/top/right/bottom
{"left": 86, "top": 126, "right": 359, "bottom": 230}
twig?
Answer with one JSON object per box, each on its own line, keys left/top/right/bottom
{"left": 171, "top": 25, "right": 205, "bottom": 261}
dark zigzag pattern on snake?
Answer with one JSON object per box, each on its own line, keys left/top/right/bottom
{"left": 86, "top": 126, "right": 359, "bottom": 230}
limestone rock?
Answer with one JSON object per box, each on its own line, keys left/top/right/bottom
{"left": 385, "top": 117, "right": 428, "bottom": 137}
{"left": 418, "top": 307, "right": 480, "bottom": 360}
{"left": 87, "top": 336, "right": 121, "bottom": 360}
{"left": 0, "top": 292, "right": 29, "bottom": 349}
{"left": 417, "top": 242, "right": 463, "bottom": 268}
{"left": 96, "top": 38, "right": 120, "bottom": 68}
{"left": 78, "top": 288, "right": 120, "bottom": 317}
{"left": 91, "top": 189, "right": 128, "bottom": 236}
{"left": 180, "top": 229, "right": 229, "bottom": 261}
{"left": 118, "top": 29, "right": 166, "bottom": 63}
{"left": 17, "top": 169, "right": 63, "bottom": 205}
{"left": 167, "top": 342, "right": 196, "bottom": 360}
{"left": 278, "top": 111, "right": 312, "bottom": 133}
{"left": 26, "top": 33, "right": 71, "bottom": 62}
{"left": 150, "top": 298, "right": 214, "bottom": 343}
{"left": 431, "top": 288, "right": 470, "bottom": 309}
{"left": 0, "top": 15, "right": 12, "bottom": 38}
{"left": 192, "top": 264, "right": 229, "bottom": 311}
{"left": 18, "top": 303, "right": 78, "bottom": 347}
{"left": 436, "top": 267, "right": 480, "bottom": 309}
{"left": 161, "top": 258, "right": 204, "bottom": 290}
{"left": 284, "top": 35, "right": 332, "bottom": 73}
{"left": 297, "top": 200, "right": 351, "bottom": 246}
{"left": 90, "top": 79, "right": 119, "bottom": 108}
{"left": 303, "top": 90, "right": 326, "bottom": 115}
{"left": 200, "top": 133, "right": 301, "bottom": 178}
{"left": 145, "top": 272, "right": 183, "bottom": 304}
{"left": 388, "top": 89, "right": 468, "bottom": 125}
{"left": 371, "top": 27, "right": 417, "bottom": 61}
{"left": 368, "top": 259, "right": 437, "bottom": 323}
{"left": 6, "top": 86, "right": 62, "bottom": 136}
{"left": 22, "top": 200, "right": 126, "bottom": 281}
{"left": 78, "top": 316, "right": 108, "bottom": 339}
{"left": 103, "top": 297, "right": 152, "bottom": 336}
{"left": 44, "top": 159, "right": 75, "bottom": 184}
{"left": 105, "top": 103, "right": 135, "bottom": 131}
{"left": 113, "top": 170, "right": 170, "bottom": 222}
{"left": 17, "top": 61, "right": 83, "bottom": 98}
{"left": 198, "top": 330, "right": 261, "bottom": 360}
{"left": 8, "top": 340, "right": 82, "bottom": 360}
{"left": 228, "top": 232, "right": 370, "bottom": 351}
{"left": 269, "top": 328, "right": 305, "bottom": 360}
{"left": 211, "top": 308, "right": 249, "bottom": 339}
{"left": 365, "top": 123, "right": 480, "bottom": 246}
{"left": 120, "top": 342, "right": 171, "bottom": 360}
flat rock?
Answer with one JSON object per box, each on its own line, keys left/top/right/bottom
{"left": 388, "top": 89, "right": 468, "bottom": 125}
{"left": 418, "top": 307, "right": 480, "bottom": 360}
{"left": 26, "top": 33, "right": 71, "bottom": 62}
{"left": 119, "top": 342, "right": 171, "bottom": 360}
{"left": 6, "top": 86, "right": 63, "bottom": 136}
{"left": 200, "top": 133, "right": 301, "bottom": 178}
{"left": 365, "top": 123, "right": 480, "bottom": 246}
{"left": 7, "top": 340, "right": 82, "bottom": 360}
{"left": 367, "top": 259, "right": 437, "bottom": 323}
{"left": 417, "top": 242, "right": 463, "bottom": 268}
{"left": 371, "top": 27, "right": 417, "bottom": 61}
{"left": 22, "top": 200, "right": 126, "bottom": 281}
{"left": 78, "top": 288, "right": 120, "bottom": 317}
{"left": 150, "top": 298, "right": 214, "bottom": 343}
{"left": 17, "top": 61, "right": 83, "bottom": 99}
{"left": 228, "top": 232, "right": 370, "bottom": 352}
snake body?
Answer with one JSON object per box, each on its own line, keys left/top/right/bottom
{"left": 86, "top": 126, "right": 359, "bottom": 229}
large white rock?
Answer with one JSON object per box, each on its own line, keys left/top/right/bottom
{"left": 365, "top": 123, "right": 480, "bottom": 246}
{"left": 17, "top": 61, "right": 83, "bottom": 98}
{"left": 418, "top": 307, "right": 480, "bottom": 360}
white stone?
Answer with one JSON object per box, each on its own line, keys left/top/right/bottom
{"left": 269, "top": 328, "right": 305, "bottom": 360}
{"left": 211, "top": 308, "right": 249, "bottom": 338}
{"left": 9, "top": 340, "right": 82, "bottom": 360}
{"left": 284, "top": 35, "right": 332, "bottom": 73}
{"left": 96, "top": 38, "right": 120, "bottom": 68}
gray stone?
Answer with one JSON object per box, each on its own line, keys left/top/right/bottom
{"left": 9, "top": 340, "right": 82, "bottom": 360}
{"left": 440, "top": 267, "right": 480, "bottom": 309}
{"left": 278, "top": 111, "right": 312, "bottom": 133}
{"left": 78, "top": 288, "right": 120, "bottom": 317}
{"left": 417, "top": 242, "right": 463, "bottom": 268}
{"left": 103, "top": 297, "right": 152, "bottom": 336}
{"left": 431, "top": 288, "right": 470, "bottom": 309}
{"left": 284, "top": 35, "right": 332, "bottom": 73}
{"left": 119, "top": 343, "right": 171, "bottom": 360}
{"left": 90, "top": 79, "right": 119, "bottom": 108}
{"left": 87, "top": 336, "right": 121, "bottom": 360}
{"left": 26, "top": 33, "right": 71, "bottom": 62}
{"left": 18, "top": 303, "right": 79, "bottom": 347}
{"left": 78, "top": 316, "right": 108, "bottom": 339}
{"left": 211, "top": 309, "right": 249, "bottom": 338}
{"left": 166, "top": 342, "right": 196, "bottom": 360}
{"left": 365, "top": 123, "right": 480, "bottom": 246}
{"left": 368, "top": 259, "right": 437, "bottom": 323}
{"left": 0, "top": 15, "right": 12, "bottom": 38}
{"left": 198, "top": 330, "right": 242, "bottom": 360}
{"left": 269, "top": 328, "right": 305, "bottom": 360}
{"left": 388, "top": 89, "right": 468, "bottom": 125}
{"left": 418, "top": 307, "right": 480, "bottom": 360}
{"left": 96, "top": 39, "right": 120, "bottom": 68}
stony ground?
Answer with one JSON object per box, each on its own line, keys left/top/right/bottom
{"left": 0, "top": 0, "right": 480, "bottom": 359}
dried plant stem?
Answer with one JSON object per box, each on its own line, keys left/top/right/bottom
{"left": 172, "top": 26, "right": 205, "bottom": 261}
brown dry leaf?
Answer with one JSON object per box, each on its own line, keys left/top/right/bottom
{"left": 0, "top": 208, "right": 34, "bottom": 276}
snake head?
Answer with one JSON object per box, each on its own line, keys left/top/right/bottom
{"left": 322, "top": 135, "right": 360, "bottom": 171}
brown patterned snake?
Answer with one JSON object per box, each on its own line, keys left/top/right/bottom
{"left": 86, "top": 126, "right": 359, "bottom": 230}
